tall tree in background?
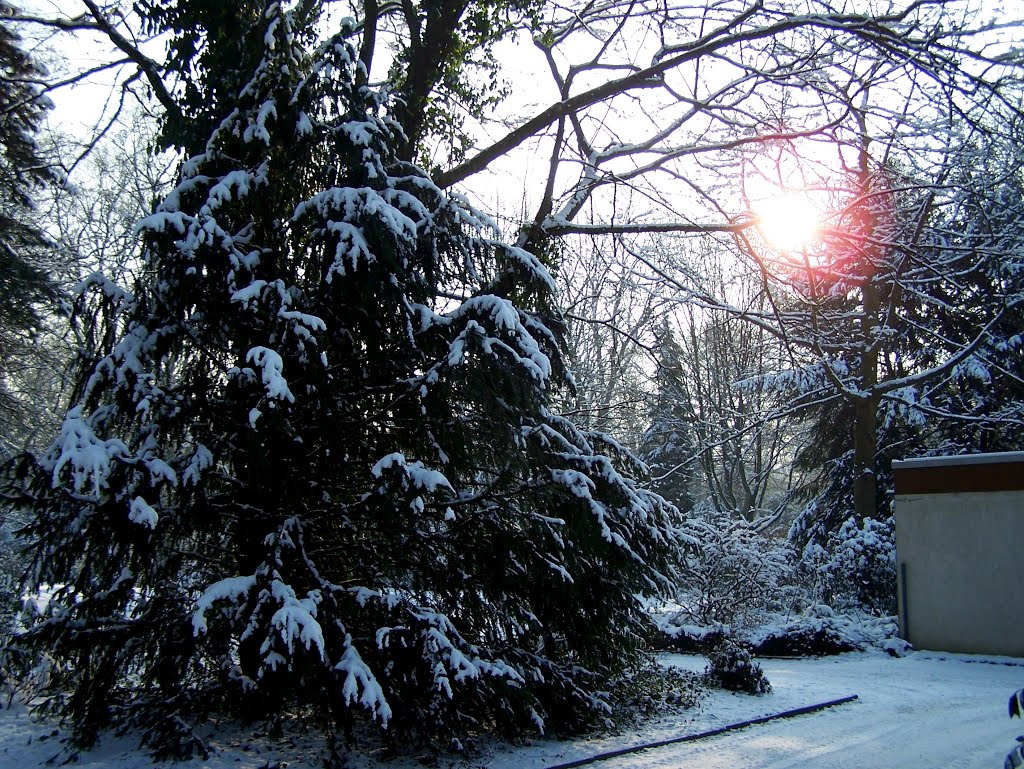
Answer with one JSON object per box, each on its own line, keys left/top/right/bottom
{"left": 674, "top": 301, "right": 798, "bottom": 524}
{"left": 640, "top": 324, "right": 697, "bottom": 514}
{"left": 0, "top": 1, "right": 60, "bottom": 453}
{"left": 909, "top": 153, "right": 1024, "bottom": 455}
{"left": 633, "top": 50, "right": 1024, "bottom": 543}
{"left": 773, "top": 148, "right": 1024, "bottom": 544}
{"left": 641, "top": 306, "right": 799, "bottom": 524}
{"left": 9, "top": 1, "right": 678, "bottom": 754}
{"left": 558, "top": 237, "right": 665, "bottom": 441}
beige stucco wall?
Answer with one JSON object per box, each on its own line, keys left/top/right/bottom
{"left": 895, "top": 490, "right": 1024, "bottom": 656}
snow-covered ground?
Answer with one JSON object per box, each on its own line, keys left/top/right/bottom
{"left": 2, "top": 651, "right": 1021, "bottom": 768}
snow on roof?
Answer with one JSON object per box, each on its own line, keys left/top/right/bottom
{"left": 892, "top": 451, "right": 1024, "bottom": 469}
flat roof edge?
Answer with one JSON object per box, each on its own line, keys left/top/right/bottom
{"left": 893, "top": 451, "right": 1024, "bottom": 470}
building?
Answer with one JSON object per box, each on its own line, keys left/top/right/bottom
{"left": 893, "top": 452, "right": 1024, "bottom": 657}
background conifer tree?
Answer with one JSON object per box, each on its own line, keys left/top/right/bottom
{"left": 9, "top": 1, "right": 679, "bottom": 754}
{"left": 640, "top": 328, "right": 696, "bottom": 514}
{"left": 0, "top": 1, "right": 60, "bottom": 452}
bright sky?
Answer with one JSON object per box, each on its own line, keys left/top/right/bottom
{"left": 22, "top": 0, "right": 1024, "bottom": 241}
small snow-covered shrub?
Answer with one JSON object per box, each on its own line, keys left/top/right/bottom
{"left": 703, "top": 640, "right": 771, "bottom": 695}
{"left": 882, "top": 637, "right": 912, "bottom": 657}
{"left": 817, "top": 516, "right": 896, "bottom": 616}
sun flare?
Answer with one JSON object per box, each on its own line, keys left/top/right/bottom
{"left": 753, "top": 193, "right": 821, "bottom": 253}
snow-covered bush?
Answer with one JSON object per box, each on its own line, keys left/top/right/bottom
{"left": 675, "top": 506, "right": 796, "bottom": 628}
{"left": 606, "top": 657, "right": 701, "bottom": 727}
{"left": 647, "top": 617, "right": 731, "bottom": 654}
{"left": 703, "top": 639, "right": 771, "bottom": 695}
{"left": 814, "top": 516, "right": 897, "bottom": 616}
{"left": 654, "top": 603, "right": 900, "bottom": 658}
{"left": 743, "top": 604, "right": 899, "bottom": 656}
{"left": 748, "top": 620, "right": 856, "bottom": 657}
{"left": 650, "top": 505, "right": 901, "bottom": 659}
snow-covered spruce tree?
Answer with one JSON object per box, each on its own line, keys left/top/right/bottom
{"left": 9, "top": 2, "right": 679, "bottom": 755}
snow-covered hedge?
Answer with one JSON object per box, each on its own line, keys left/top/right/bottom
{"left": 652, "top": 605, "right": 903, "bottom": 658}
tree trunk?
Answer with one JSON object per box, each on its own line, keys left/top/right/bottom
{"left": 853, "top": 274, "right": 881, "bottom": 520}
{"left": 393, "top": 0, "right": 468, "bottom": 161}
{"left": 851, "top": 106, "right": 881, "bottom": 522}
{"left": 852, "top": 392, "right": 878, "bottom": 520}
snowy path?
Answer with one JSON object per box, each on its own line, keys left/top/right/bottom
{"left": 598, "top": 688, "right": 1004, "bottom": 769}
{"left": 543, "top": 654, "right": 1024, "bottom": 769}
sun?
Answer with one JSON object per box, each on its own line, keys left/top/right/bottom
{"left": 752, "top": 193, "right": 821, "bottom": 253}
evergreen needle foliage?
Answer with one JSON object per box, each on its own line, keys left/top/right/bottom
{"left": 5, "top": 2, "right": 679, "bottom": 755}
{"left": 0, "top": 0, "right": 60, "bottom": 452}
